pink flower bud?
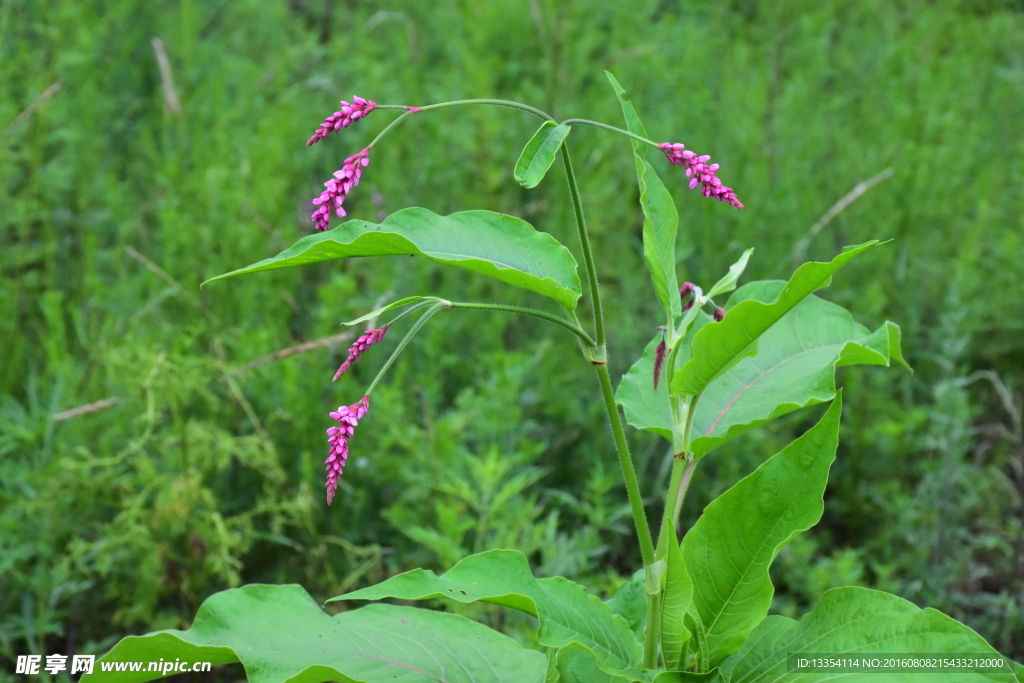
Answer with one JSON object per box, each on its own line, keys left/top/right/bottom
{"left": 333, "top": 324, "right": 388, "bottom": 380}
{"left": 714, "top": 307, "right": 726, "bottom": 322}
{"left": 311, "top": 148, "right": 371, "bottom": 231}
{"left": 659, "top": 142, "right": 743, "bottom": 209}
{"left": 325, "top": 395, "right": 370, "bottom": 505}
{"left": 306, "top": 96, "right": 377, "bottom": 146}
{"left": 653, "top": 340, "right": 667, "bottom": 390}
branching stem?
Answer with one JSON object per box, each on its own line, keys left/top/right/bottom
{"left": 447, "top": 302, "right": 596, "bottom": 346}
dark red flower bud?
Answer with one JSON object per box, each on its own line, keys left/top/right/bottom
{"left": 653, "top": 340, "right": 667, "bottom": 389}
{"left": 714, "top": 307, "right": 726, "bottom": 322}
{"left": 684, "top": 299, "right": 694, "bottom": 312}
{"left": 680, "top": 282, "right": 694, "bottom": 300}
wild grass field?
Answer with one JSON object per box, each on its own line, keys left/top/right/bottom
{"left": 2, "top": 0, "right": 1023, "bottom": 672}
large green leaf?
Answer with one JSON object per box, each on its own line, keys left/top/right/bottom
{"left": 83, "top": 584, "right": 545, "bottom": 683}
{"left": 607, "top": 569, "right": 647, "bottom": 642}
{"left": 672, "top": 242, "right": 877, "bottom": 398}
{"left": 712, "top": 587, "right": 1014, "bottom": 682}
{"left": 204, "top": 208, "right": 583, "bottom": 310}
{"left": 333, "top": 550, "right": 645, "bottom": 681}
{"left": 607, "top": 71, "right": 681, "bottom": 321}
{"left": 515, "top": 122, "right": 572, "bottom": 188}
{"left": 684, "top": 397, "right": 842, "bottom": 671}
{"left": 556, "top": 645, "right": 632, "bottom": 683}
{"left": 689, "top": 281, "right": 908, "bottom": 456}
{"left": 661, "top": 524, "right": 694, "bottom": 671}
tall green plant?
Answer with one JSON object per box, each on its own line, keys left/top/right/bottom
{"left": 83, "top": 74, "right": 1016, "bottom": 682}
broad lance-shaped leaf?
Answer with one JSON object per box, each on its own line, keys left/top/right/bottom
{"left": 616, "top": 285, "right": 906, "bottom": 454}
{"left": 672, "top": 242, "right": 878, "bottom": 398}
{"left": 204, "top": 208, "right": 583, "bottom": 310}
{"left": 516, "top": 122, "right": 572, "bottom": 188}
{"left": 333, "top": 550, "right": 645, "bottom": 681}
{"left": 711, "top": 587, "right": 1014, "bottom": 683}
{"left": 607, "top": 71, "right": 681, "bottom": 321}
{"left": 83, "top": 584, "right": 545, "bottom": 683}
{"left": 684, "top": 396, "right": 842, "bottom": 671}
{"left": 689, "top": 280, "right": 908, "bottom": 456}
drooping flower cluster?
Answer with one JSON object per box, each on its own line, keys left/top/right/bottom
{"left": 659, "top": 143, "right": 744, "bottom": 209}
{"left": 311, "top": 147, "right": 371, "bottom": 231}
{"left": 333, "top": 325, "right": 389, "bottom": 381}
{"left": 681, "top": 281, "right": 695, "bottom": 311}
{"left": 325, "top": 396, "right": 370, "bottom": 505}
{"left": 306, "top": 97, "right": 377, "bottom": 147}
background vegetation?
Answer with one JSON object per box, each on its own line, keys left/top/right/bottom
{"left": 2, "top": 0, "right": 1022, "bottom": 675}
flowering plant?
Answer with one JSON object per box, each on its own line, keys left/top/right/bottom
{"left": 86, "top": 74, "right": 1015, "bottom": 683}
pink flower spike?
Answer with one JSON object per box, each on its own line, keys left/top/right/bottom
{"left": 311, "top": 147, "right": 371, "bottom": 231}
{"left": 306, "top": 96, "right": 378, "bottom": 146}
{"left": 333, "top": 324, "right": 389, "bottom": 381}
{"left": 659, "top": 142, "right": 744, "bottom": 209}
{"left": 325, "top": 395, "right": 370, "bottom": 505}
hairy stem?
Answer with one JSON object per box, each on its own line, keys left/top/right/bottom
{"left": 560, "top": 118, "right": 661, "bottom": 150}
{"left": 560, "top": 143, "right": 606, "bottom": 348}
{"left": 594, "top": 363, "right": 654, "bottom": 567}
{"left": 447, "top": 302, "right": 596, "bottom": 346}
{"left": 378, "top": 99, "right": 555, "bottom": 121}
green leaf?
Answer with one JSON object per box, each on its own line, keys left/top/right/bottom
{"left": 615, "top": 315, "right": 712, "bottom": 441}
{"left": 605, "top": 71, "right": 650, "bottom": 153}
{"left": 83, "top": 584, "right": 545, "bottom": 683}
{"left": 204, "top": 208, "right": 583, "bottom": 310}
{"left": 671, "top": 242, "right": 878, "bottom": 398}
{"left": 341, "top": 296, "right": 431, "bottom": 326}
{"left": 515, "top": 122, "right": 572, "bottom": 188}
{"left": 714, "top": 587, "right": 1014, "bottom": 682}
{"left": 333, "top": 549, "right": 645, "bottom": 681}
{"left": 689, "top": 281, "right": 909, "bottom": 456}
{"left": 661, "top": 524, "right": 694, "bottom": 671}
{"left": 684, "top": 397, "right": 843, "bottom": 671}
{"left": 705, "top": 248, "right": 753, "bottom": 299}
{"left": 607, "top": 569, "right": 647, "bottom": 642}
{"left": 652, "top": 673, "right": 716, "bottom": 683}
{"left": 606, "top": 71, "right": 680, "bottom": 321}
{"left": 556, "top": 644, "right": 632, "bottom": 683}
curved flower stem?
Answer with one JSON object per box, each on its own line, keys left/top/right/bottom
{"left": 364, "top": 302, "right": 445, "bottom": 396}
{"left": 560, "top": 142, "right": 655, "bottom": 585}
{"left": 658, "top": 395, "right": 699, "bottom": 556}
{"left": 447, "top": 302, "right": 596, "bottom": 347}
{"left": 560, "top": 118, "right": 661, "bottom": 150}
{"left": 378, "top": 99, "right": 555, "bottom": 122}
{"left": 560, "top": 143, "right": 606, "bottom": 349}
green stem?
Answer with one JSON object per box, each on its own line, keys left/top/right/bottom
{"left": 594, "top": 363, "right": 654, "bottom": 568}
{"left": 447, "top": 302, "right": 596, "bottom": 346}
{"left": 378, "top": 99, "right": 555, "bottom": 121}
{"left": 364, "top": 303, "right": 444, "bottom": 396}
{"left": 644, "top": 591, "right": 663, "bottom": 670}
{"left": 560, "top": 118, "right": 662, "bottom": 150}
{"left": 560, "top": 143, "right": 606, "bottom": 348}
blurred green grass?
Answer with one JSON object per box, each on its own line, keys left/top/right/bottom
{"left": 2, "top": 0, "right": 1023, "bottom": 668}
